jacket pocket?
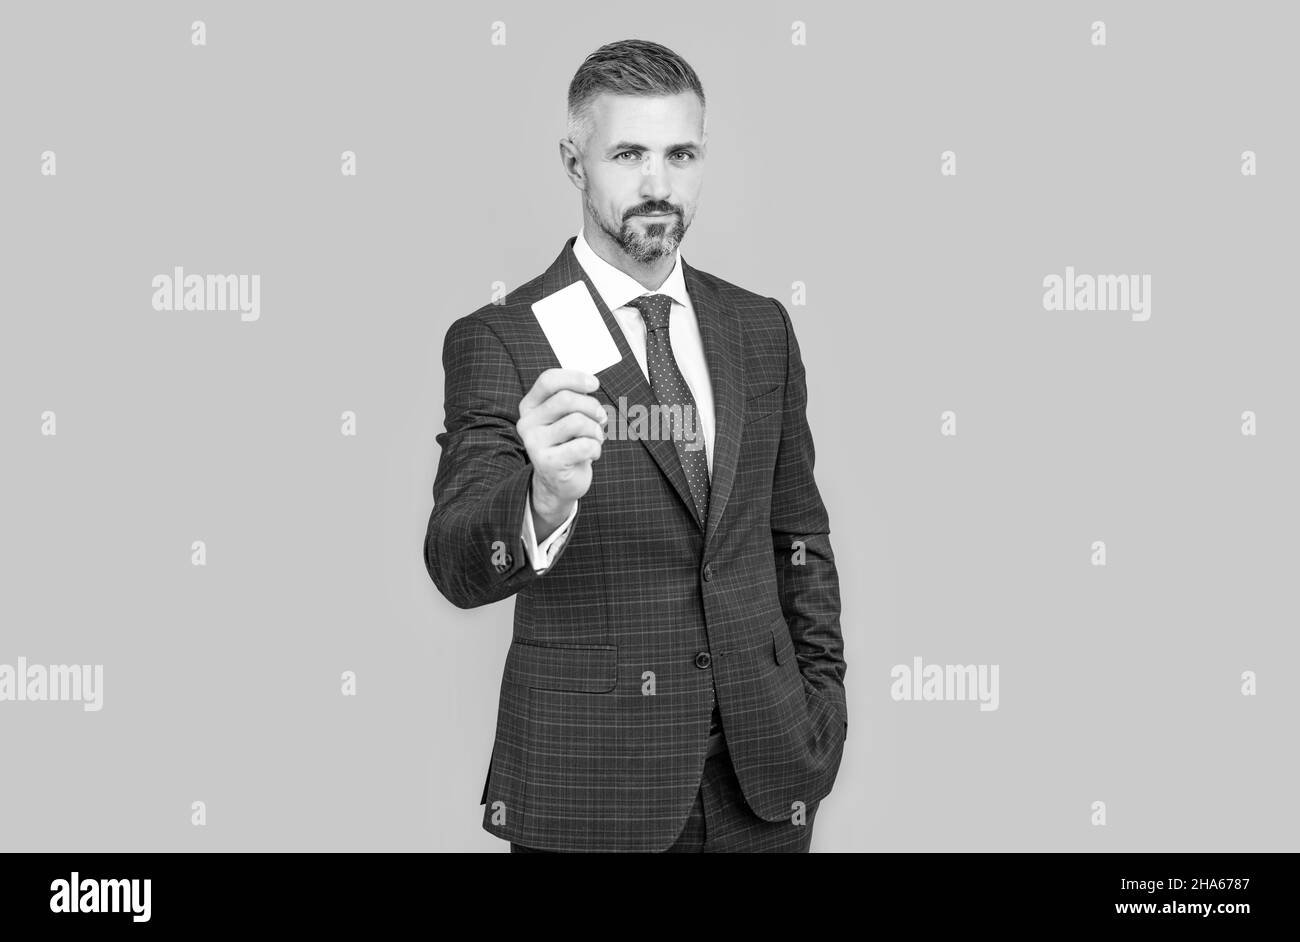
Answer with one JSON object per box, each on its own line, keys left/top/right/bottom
{"left": 744, "top": 385, "right": 781, "bottom": 424}
{"left": 770, "top": 614, "right": 795, "bottom": 666}
{"left": 503, "top": 638, "right": 617, "bottom": 693}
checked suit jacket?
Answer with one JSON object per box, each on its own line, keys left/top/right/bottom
{"left": 423, "top": 236, "right": 847, "bottom": 853}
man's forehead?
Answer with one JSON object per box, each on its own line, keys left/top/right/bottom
{"left": 589, "top": 92, "right": 704, "bottom": 139}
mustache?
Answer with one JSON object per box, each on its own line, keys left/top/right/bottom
{"left": 625, "top": 205, "right": 678, "bottom": 218}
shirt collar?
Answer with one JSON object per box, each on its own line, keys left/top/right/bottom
{"left": 573, "top": 226, "right": 689, "bottom": 312}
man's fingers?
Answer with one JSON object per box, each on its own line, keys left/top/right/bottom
{"left": 535, "top": 412, "right": 603, "bottom": 449}
{"left": 529, "top": 389, "right": 607, "bottom": 428}
{"left": 552, "top": 436, "right": 603, "bottom": 465}
{"left": 520, "top": 368, "right": 600, "bottom": 413}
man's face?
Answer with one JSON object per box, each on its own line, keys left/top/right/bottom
{"left": 575, "top": 91, "right": 705, "bottom": 265}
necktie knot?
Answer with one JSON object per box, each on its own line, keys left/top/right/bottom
{"left": 627, "top": 293, "right": 674, "bottom": 332}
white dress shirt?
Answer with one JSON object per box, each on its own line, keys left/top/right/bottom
{"left": 521, "top": 227, "right": 717, "bottom": 572}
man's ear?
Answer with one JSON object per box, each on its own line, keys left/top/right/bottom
{"left": 559, "top": 138, "right": 586, "bottom": 190}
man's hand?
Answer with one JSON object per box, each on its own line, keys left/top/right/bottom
{"left": 517, "top": 368, "right": 606, "bottom": 541}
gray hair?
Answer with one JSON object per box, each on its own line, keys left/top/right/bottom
{"left": 566, "top": 39, "right": 706, "bottom": 156}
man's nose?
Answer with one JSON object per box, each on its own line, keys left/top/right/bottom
{"left": 638, "top": 154, "right": 672, "bottom": 201}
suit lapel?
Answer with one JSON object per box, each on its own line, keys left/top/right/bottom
{"left": 684, "top": 257, "right": 744, "bottom": 552}
{"left": 538, "top": 237, "right": 745, "bottom": 543}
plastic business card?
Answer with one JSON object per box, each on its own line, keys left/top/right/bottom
{"left": 531, "top": 280, "right": 621, "bottom": 375}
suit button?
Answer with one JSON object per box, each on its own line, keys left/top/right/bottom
{"left": 694, "top": 652, "right": 712, "bottom": 669}
{"left": 702, "top": 564, "right": 713, "bottom": 582}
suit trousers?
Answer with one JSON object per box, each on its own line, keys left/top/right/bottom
{"left": 509, "top": 729, "right": 820, "bottom": 853}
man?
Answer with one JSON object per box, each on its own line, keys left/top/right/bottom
{"left": 424, "top": 39, "right": 846, "bottom": 852}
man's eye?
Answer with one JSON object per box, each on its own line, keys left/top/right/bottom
{"left": 616, "top": 151, "right": 640, "bottom": 160}
{"left": 671, "top": 152, "right": 694, "bottom": 161}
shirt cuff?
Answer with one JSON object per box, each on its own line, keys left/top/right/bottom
{"left": 521, "top": 492, "right": 578, "bottom": 573}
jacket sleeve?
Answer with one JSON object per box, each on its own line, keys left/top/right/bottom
{"left": 768, "top": 298, "right": 847, "bottom": 732}
{"left": 423, "top": 312, "right": 580, "bottom": 608}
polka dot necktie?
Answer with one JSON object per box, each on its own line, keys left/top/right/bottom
{"left": 626, "top": 293, "right": 710, "bottom": 525}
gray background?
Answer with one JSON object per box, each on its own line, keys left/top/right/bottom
{"left": 1, "top": 0, "right": 1296, "bottom": 852}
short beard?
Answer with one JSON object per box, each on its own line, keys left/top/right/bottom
{"left": 619, "top": 216, "right": 686, "bottom": 265}
{"left": 590, "top": 196, "right": 688, "bottom": 265}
